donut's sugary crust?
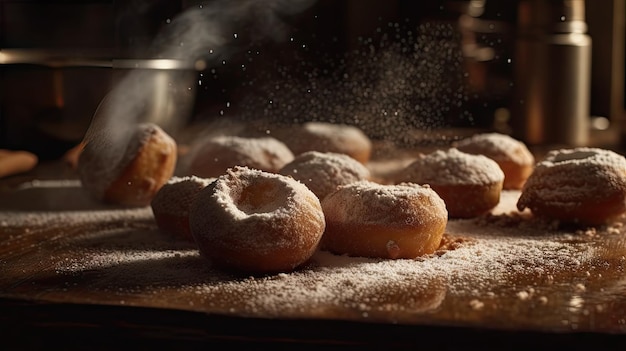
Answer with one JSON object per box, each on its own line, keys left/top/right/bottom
{"left": 320, "top": 181, "right": 448, "bottom": 259}
{"left": 189, "top": 166, "right": 325, "bottom": 274}
{"left": 454, "top": 133, "right": 535, "bottom": 190}
{"left": 270, "top": 122, "right": 373, "bottom": 164}
{"left": 517, "top": 147, "right": 626, "bottom": 225}
{"left": 279, "top": 151, "right": 371, "bottom": 201}
{"left": 151, "top": 176, "right": 216, "bottom": 240}
{"left": 188, "top": 135, "right": 294, "bottom": 178}
{"left": 78, "top": 123, "right": 177, "bottom": 207}
{"left": 399, "top": 148, "right": 504, "bottom": 218}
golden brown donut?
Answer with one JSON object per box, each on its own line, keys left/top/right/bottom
{"left": 453, "top": 132, "right": 535, "bottom": 190}
{"left": 269, "top": 121, "right": 372, "bottom": 164}
{"left": 398, "top": 148, "right": 504, "bottom": 218}
{"left": 189, "top": 166, "right": 325, "bottom": 274}
{"left": 187, "top": 135, "right": 294, "bottom": 178}
{"left": 320, "top": 181, "right": 448, "bottom": 259}
{"left": 517, "top": 147, "right": 626, "bottom": 226}
{"left": 279, "top": 151, "right": 371, "bottom": 201}
{"left": 78, "top": 123, "right": 177, "bottom": 207}
{"left": 151, "top": 176, "right": 216, "bottom": 241}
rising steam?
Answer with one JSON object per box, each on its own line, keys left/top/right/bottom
{"left": 84, "top": 0, "right": 317, "bottom": 159}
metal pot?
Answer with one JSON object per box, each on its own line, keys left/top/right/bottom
{"left": 0, "top": 49, "right": 199, "bottom": 159}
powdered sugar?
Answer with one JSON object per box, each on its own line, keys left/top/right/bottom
{"left": 517, "top": 147, "right": 626, "bottom": 221}
{"left": 454, "top": 133, "right": 535, "bottom": 166}
{"left": 400, "top": 148, "right": 505, "bottom": 186}
{"left": 189, "top": 166, "right": 325, "bottom": 260}
{"left": 539, "top": 147, "right": 626, "bottom": 169}
{"left": 321, "top": 180, "right": 447, "bottom": 225}
{"left": 37, "top": 190, "right": 602, "bottom": 323}
{"left": 279, "top": 151, "right": 371, "bottom": 200}
{"left": 3, "top": 183, "right": 625, "bottom": 331}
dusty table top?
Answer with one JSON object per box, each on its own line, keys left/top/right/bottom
{"left": 1, "top": 160, "right": 625, "bottom": 348}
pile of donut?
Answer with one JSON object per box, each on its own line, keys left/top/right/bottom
{"left": 76, "top": 119, "right": 626, "bottom": 275}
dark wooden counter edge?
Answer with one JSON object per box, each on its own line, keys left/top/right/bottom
{"left": 1, "top": 297, "right": 625, "bottom": 350}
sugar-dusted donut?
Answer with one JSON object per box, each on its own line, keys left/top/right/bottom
{"left": 78, "top": 123, "right": 177, "bottom": 207}
{"left": 189, "top": 166, "right": 325, "bottom": 274}
{"left": 279, "top": 151, "right": 371, "bottom": 201}
{"left": 320, "top": 181, "right": 447, "bottom": 259}
{"left": 269, "top": 121, "right": 372, "bottom": 164}
{"left": 453, "top": 132, "right": 535, "bottom": 190}
{"left": 398, "top": 148, "right": 504, "bottom": 218}
{"left": 517, "top": 147, "right": 626, "bottom": 226}
{"left": 151, "top": 176, "right": 215, "bottom": 241}
{"left": 187, "top": 135, "right": 294, "bottom": 178}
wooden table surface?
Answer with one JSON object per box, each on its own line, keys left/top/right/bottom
{"left": 1, "top": 160, "right": 626, "bottom": 349}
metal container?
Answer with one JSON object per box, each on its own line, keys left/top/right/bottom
{"left": 510, "top": 0, "right": 592, "bottom": 146}
{"left": 0, "top": 50, "right": 199, "bottom": 159}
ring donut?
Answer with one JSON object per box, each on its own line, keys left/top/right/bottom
{"left": 189, "top": 166, "right": 325, "bottom": 274}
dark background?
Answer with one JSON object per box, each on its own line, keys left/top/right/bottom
{"left": 0, "top": 0, "right": 623, "bottom": 159}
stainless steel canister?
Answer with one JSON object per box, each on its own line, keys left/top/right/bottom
{"left": 510, "top": 0, "right": 591, "bottom": 146}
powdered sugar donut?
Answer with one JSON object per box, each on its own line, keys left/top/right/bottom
{"left": 398, "top": 148, "right": 504, "bottom": 218}
{"left": 454, "top": 132, "right": 535, "bottom": 190}
{"left": 189, "top": 166, "right": 325, "bottom": 274}
{"left": 320, "top": 181, "right": 447, "bottom": 259}
{"left": 517, "top": 147, "right": 626, "bottom": 226}
{"left": 78, "top": 123, "right": 177, "bottom": 207}
{"left": 279, "top": 151, "right": 371, "bottom": 200}
{"left": 269, "top": 121, "right": 372, "bottom": 164}
{"left": 151, "top": 176, "right": 215, "bottom": 241}
{"left": 187, "top": 135, "right": 294, "bottom": 178}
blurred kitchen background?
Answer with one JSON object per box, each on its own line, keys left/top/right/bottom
{"left": 1, "top": 0, "right": 624, "bottom": 160}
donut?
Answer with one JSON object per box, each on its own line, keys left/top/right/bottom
{"left": 151, "top": 176, "right": 216, "bottom": 241}
{"left": 279, "top": 151, "right": 371, "bottom": 200}
{"left": 453, "top": 132, "right": 535, "bottom": 190}
{"left": 398, "top": 148, "right": 504, "bottom": 218}
{"left": 186, "top": 135, "right": 294, "bottom": 178}
{"left": 517, "top": 147, "right": 626, "bottom": 226}
{"left": 320, "top": 181, "right": 447, "bottom": 259}
{"left": 189, "top": 166, "right": 325, "bottom": 274}
{"left": 78, "top": 122, "right": 177, "bottom": 207}
{"left": 268, "top": 121, "right": 373, "bottom": 164}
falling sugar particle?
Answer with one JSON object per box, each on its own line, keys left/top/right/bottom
{"left": 235, "top": 21, "right": 470, "bottom": 147}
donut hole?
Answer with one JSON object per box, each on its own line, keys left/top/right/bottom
{"left": 235, "top": 178, "right": 287, "bottom": 214}
{"left": 552, "top": 150, "right": 597, "bottom": 163}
